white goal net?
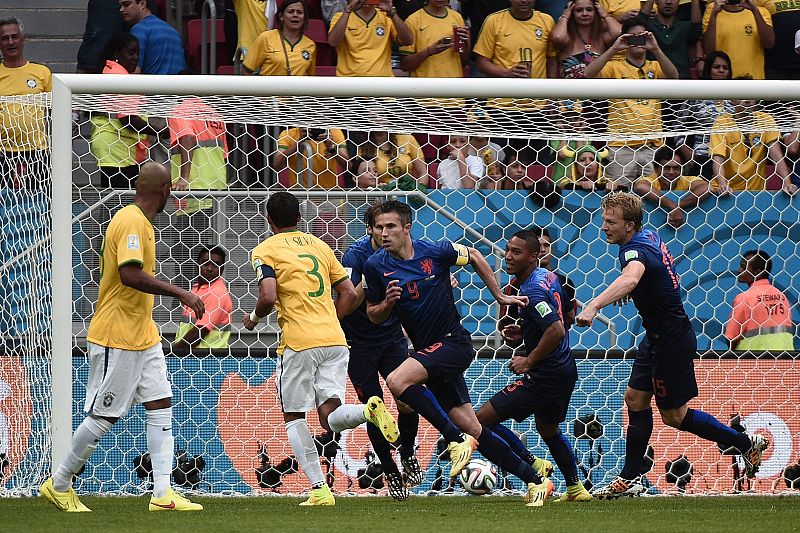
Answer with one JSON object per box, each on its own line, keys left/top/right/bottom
{"left": 1, "top": 76, "right": 798, "bottom": 497}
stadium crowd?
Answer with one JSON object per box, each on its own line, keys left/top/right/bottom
{"left": 2, "top": 0, "right": 800, "bottom": 211}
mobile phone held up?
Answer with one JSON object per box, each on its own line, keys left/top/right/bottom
{"left": 627, "top": 34, "right": 646, "bottom": 46}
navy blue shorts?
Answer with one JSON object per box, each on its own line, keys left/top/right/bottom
{"left": 347, "top": 338, "right": 408, "bottom": 403}
{"left": 489, "top": 369, "right": 577, "bottom": 424}
{"left": 411, "top": 335, "right": 474, "bottom": 412}
{"left": 628, "top": 328, "right": 699, "bottom": 409}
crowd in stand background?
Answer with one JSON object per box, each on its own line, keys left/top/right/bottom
{"left": 2, "top": 0, "right": 800, "bottom": 223}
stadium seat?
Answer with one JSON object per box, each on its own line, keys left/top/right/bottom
{"left": 527, "top": 164, "right": 552, "bottom": 181}
{"left": 427, "top": 162, "right": 440, "bottom": 188}
{"left": 306, "top": 19, "right": 336, "bottom": 66}
{"left": 185, "top": 18, "right": 230, "bottom": 74}
{"left": 305, "top": 0, "right": 324, "bottom": 21}
{"left": 315, "top": 65, "right": 337, "bottom": 76}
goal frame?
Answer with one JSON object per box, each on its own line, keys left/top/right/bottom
{"left": 50, "top": 74, "right": 800, "bottom": 471}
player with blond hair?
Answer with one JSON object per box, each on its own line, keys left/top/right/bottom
{"left": 577, "top": 191, "right": 769, "bottom": 499}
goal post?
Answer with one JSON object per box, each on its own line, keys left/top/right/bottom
{"left": 17, "top": 74, "right": 800, "bottom": 496}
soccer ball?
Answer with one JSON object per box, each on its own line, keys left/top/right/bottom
{"left": 458, "top": 459, "right": 498, "bottom": 495}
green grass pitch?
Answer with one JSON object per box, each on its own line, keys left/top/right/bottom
{"left": 2, "top": 495, "right": 798, "bottom": 532}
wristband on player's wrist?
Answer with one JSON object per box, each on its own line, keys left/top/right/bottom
{"left": 249, "top": 310, "right": 264, "bottom": 323}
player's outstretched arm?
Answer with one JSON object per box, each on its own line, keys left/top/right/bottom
{"left": 243, "top": 277, "right": 276, "bottom": 330}
{"left": 509, "top": 320, "right": 565, "bottom": 374}
{"left": 467, "top": 247, "right": 528, "bottom": 308}
{"left": 576, "top": 261, "right": 644, "bottom": 326}
{"left": 366, "top": 279, "right": 402, "bottom": 324}
{"left": 119, "top": 264, "right": 204, "bottom": 318}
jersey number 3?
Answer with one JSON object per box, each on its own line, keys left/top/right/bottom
{"left": 298, "top": 253, "right": 324, "bottom": 297}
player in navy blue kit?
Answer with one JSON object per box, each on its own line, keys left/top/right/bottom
{"left": 363, "top": 201, "right": 552, "bottom": 507}
{"left": 576, "top": 192, "right": 769, "bottom": 499}
{"left": 340, "top": 203, "right": 421, "bottom": 500}
{"left": 475, "top": 230, "right": 591, "bottom": 503}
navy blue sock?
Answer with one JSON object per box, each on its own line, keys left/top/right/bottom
{"left": 543, "top": 430, "right": 580, "bottom": 486}
{"left": 490, "top": 424, "right": 536, "bottom": 465}
{"left": 680, "top": 408, "right": 751, "bottom": 453}
{"left": 478, "top": 426, "right": 542, "bottom": 484}
{"left": 620, "top": 408, "right": 653, "bottom": 480}
{"left": 397, "top": 384, "right": 462, "bottom": 443}
{"left": 398, "top": 411, "right": 419, "bottom": 460}
{"left": 366, "top": 422, "right": 400, "bottom": 475}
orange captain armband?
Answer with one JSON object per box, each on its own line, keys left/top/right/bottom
{"left": 453, "top": 243, "right": 470, "bottom": 266}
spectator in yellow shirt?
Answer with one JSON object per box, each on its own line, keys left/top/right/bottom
{"left": 273, "top": 127, "right": 350, "bottom": 188}
{"left": 0, "top": 17, "right": 52, "bottom": 190}
{"left": 399, "top": 0, "right": 470, "bottom": 77}
{"left": 710, "top": 92, "right": 796, "bottom": 196}
{"left": 585, "top": 16, "right": 678, "bottom": 190}
{"left": 328, "top": 0, "right": 413, "bottom": 77}
{"left": 633, "top": 146, "right": 712, "bottom": 228}
{"left": 702, "top": 0, "right": 774, "bottom": 79}
{"left": 242, "top": 0, "right": 317, "bottom": 76}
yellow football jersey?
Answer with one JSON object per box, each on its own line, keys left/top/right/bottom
{"left": 600, "top": 0, "right": 642, "bottom": 19}
{"left": 599, "top": 59, "right": 665, "bottom": 147}
{"left": 473, "top": 9, "right": 555, "bottom": 110}
{"left": 710, "top": 111, "right": 779, "bottom": 191}
{"left": 399, "top": 7, "right": 465, "bottom": 78}
{"left": 243, "top": 29, "right": 316, "bottom": 76}
{"left": 330, "top": 10, "right": 397, "bottom": 77}
{"left": 0, "top": 61, "right": 52, "bottom": 152}
{"left": 251, "top": 230, "right": 349, "bottom": 354}
{"left": 637, "top": 173, "right": 701, "bottom": 192}
{"left": 87, "top": 204, "right": 160, "bottom": 350}
{"left": 702, "top": 6, "right": 772, "bottom": 79}
{"left": 369, "top": 134, "right": 423, "bottom": 183}
{"left": 277, "top": 128, "right": 346, "bottom": 188}
{"left": 233, "top": 0, "right": 269, "bottom": 59}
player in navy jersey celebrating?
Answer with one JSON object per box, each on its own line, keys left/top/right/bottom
{"left": 475, "top": 230, "right": 591, "bottom": 503}
{"left": 363, "top": 200, "right": 552, "bottom": 507}
{"left": 576, "top": 192, "right": 769, "bottom": 499}
{"left": 340, "top": 203, "right": 421, "bottom": 500}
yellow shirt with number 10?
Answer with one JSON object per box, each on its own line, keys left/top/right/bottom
{"left": 251, "top": 230, "right": 349, "bottom": 355}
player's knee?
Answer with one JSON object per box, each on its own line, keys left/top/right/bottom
{"left": 95, "top": 415, "right": 118, "bottom": 425}
{"left": 385, "top": 371, "right": 406, "bottom": 395}
{"left": 283, "top": 412, "right": 305, "bottom": 424}
{"left": 659, "top": 408, "right": 685, "bottom": 429}
{"left": 624, "top": 389, "right": 649, "bottom": 411}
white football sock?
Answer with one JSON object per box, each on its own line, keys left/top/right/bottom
{"left": 147, "top": 407, "right": 174, "bottom": 499}
{"left": 285, "top": 419, "right": 326, "bottom": 488}
{"left": 326, "top": 404, "right": 367, "bottom": 433}
{"left": 53, "top": 416, "right": 112, "bottom": 493}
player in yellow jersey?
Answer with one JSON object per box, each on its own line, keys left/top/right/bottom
{"left": 40, "top": 163, "right": 205, "bottom": 512}
{"left": 243, "top": 191, "right": 399, "bottom": 506}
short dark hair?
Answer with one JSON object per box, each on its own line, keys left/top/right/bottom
{"left": 527, "top": 226, "right": 553, "bottom": 242}
{"left": 510, "top": 230, "right": 541, "bottom": 254}
{"left": 621, "top": 15, "right": 647, "bottom": 34}
{"left": 744, "top": 250, "right": 772, "bottom": 279}
{"left": 376, "top": 200, "right": 413, "bottom": 227}
{"left": 196, "top": 244, "right": 227, "bottom": 263}
{"left": 363, "top": 200, "right": 382, "bottom": 228}
{"left": 267, "top": 191, "right": 300, "bottom": 228}
{"left": 701, "top": 50, "right": 732, "bottom": 80}
{"left": 653, "top": 146, "right": 686, "bottom": 167}
{"left": 100, "top": 31, "right": 138, "bottom": 72}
